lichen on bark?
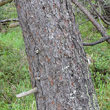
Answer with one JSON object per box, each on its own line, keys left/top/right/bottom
{"left": 15, "top": 0, "right": 99, "bottom": 110}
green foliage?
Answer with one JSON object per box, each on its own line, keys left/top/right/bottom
{"left": 0, "top": 2, "right": 110, "bottom": 110}
{"left": 79, "top": 21, "right": 110, "bottom": 110}
{"left": 0, "top": 2, "right": 18, "bottom": 33}
{"left": 0, "top": 28, "right": 36, "bottom": 110}
{"left": 0, "top": 2, "right": 17, "bottom": 19}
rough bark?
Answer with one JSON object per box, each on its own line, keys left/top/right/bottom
{"left": 0, "top": 0, "right": 13, "bottom": 6}
{"left": 15, "top": 0, "right": 99, "bottom": 110}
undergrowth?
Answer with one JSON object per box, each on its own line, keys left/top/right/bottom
{"left": 79, "top": 21, "right": 110, "bottom": 110}
{"left": 0, "top": 3, "right": 110, "bottom": 110}
{"left": 0, "top": 28, "right": 36, "bottom": 110}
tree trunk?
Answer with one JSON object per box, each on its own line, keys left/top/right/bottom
{"left": 15, "top": 0, "right": 99, "bottom": 110}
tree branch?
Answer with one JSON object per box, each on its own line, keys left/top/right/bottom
{"left": 0, "top": 18, "right": 18, "bottom": 23}
{"left": 9, "top": 22, "right": 19, "bottom": 28}
{"left": 0, "top": 0, "right": 13, "bottom": 6}
{"left": 72, "top": 0, "right": 110, "bottom": 43}
{"left": 83, "top": 36, "right": 110, "bottom": 46}
{"left": 88, "top": 0, "right": 110, "bottom": 25}
{"left": 16, "top": 87, "right": 37, "bottom": 98}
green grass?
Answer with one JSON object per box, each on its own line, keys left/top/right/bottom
{"left": 0, "top": 2, "right": 17, "bottom": 19}
{"left": 0, "top": 28, "right": 23, "bottom": 49}
{"left": 0, "top": 3, "right": 110, "bottom": 109}
{"left": 79, "top": 21, "right": 110, "bottom": 110}
{"left": 0, "top": 28, "right": 36, "bottom": 110}
{"left": 0, "top": 24, "right": 110, "bottom": 110}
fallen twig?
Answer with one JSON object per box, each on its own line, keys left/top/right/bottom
{"left": 83, "top": 36, "right": 110, "bottom": 46}
{"left": 0, "top": 18, "right": 18, "bottom": 23}
{"left": 0, "top": 0, "right": 13, "bottom": 6}
{"left": 16, "top": 87, "right": 37, "bottom": 98}
{"left": 72, "top": 0, "right": 110, "bottom": 44}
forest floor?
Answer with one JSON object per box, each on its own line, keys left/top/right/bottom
{"left": 0, "top": 2, "right": 110, "bottom": 110}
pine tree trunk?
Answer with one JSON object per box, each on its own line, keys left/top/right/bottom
{"left": 15, "top": 0, "right": 99, "bottom": 110}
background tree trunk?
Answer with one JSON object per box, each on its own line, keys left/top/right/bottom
{"left": 15, "top": 0, "right": 99, "bottom": 110}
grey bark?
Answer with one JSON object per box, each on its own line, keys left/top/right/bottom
{"left": 15, "top": 0, "right": 99, "bottom": 110}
